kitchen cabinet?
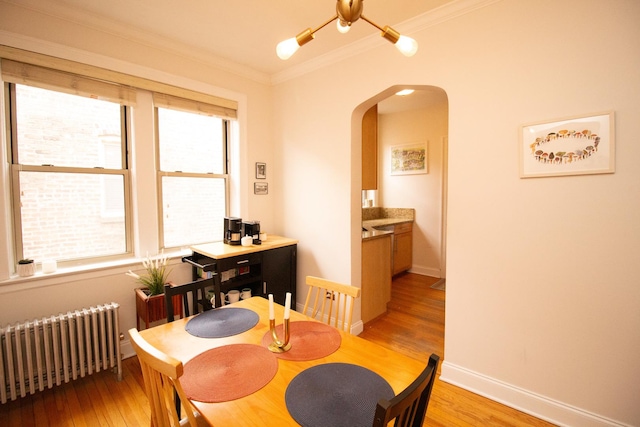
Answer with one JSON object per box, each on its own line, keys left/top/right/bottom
{"left": 362, "top": 104, "right": 378, "bottom": 190}
{"left": 393, "top": 222, "right": 413, "bottom": 275}
{"left": 361, "top": 234, "right": 391, "bottom": 323}
{"left": 374, "top": 221, "right": 413, "bottom": 275}
{"left": 185, "top": 236, "right": 297, "bottom": 308}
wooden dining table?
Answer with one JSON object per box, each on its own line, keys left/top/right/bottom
{"left": 138, "top": 296, "right": 426, "bottom": 426}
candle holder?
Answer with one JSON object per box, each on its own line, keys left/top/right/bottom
{"left": 268, "top": 318, "right": 292, "bottom": 353}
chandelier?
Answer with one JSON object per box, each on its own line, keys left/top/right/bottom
{"left": 276, "top": 0, "right": 418, "bottom": 60}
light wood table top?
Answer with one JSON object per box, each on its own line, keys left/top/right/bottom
{"left": 190, "top": 235, "right": 298, "bottom": 260}
{"left": 139, "top": 296, "right": 425, "bottom": 426}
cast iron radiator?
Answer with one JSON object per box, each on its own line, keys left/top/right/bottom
{"left": 0, "top": 302, "right": 122, "bottom": 403}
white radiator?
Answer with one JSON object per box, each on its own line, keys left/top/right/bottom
{"left": 0, "top": 302, "right": 122, "bottom": 404}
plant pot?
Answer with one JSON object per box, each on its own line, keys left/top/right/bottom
{"left": 17, "top": 262, "right": 36, "bottom": 277}
{"left": 135, "top": 287, "right": 183, "bottom": 330}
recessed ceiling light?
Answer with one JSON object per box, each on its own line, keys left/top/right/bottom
{"left": 395, "top": 89, "right": 415, "bottom": 96}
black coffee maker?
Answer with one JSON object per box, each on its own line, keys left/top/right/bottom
{"left": 224, "top": 217, "right": 242, "bottom": 245}
{"left": 242, "top": 220, "right": 261, "bottom": 245}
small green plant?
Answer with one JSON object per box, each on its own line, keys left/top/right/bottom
{"left": 126, "top": 251, "right": 171, "bottom": 296}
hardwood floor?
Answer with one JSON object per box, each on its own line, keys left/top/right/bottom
{"left": 360, "top": 273, "right": 556, "bottom": 427}
{"left": 1, "top": 273, "right": 556, "bottom": 426}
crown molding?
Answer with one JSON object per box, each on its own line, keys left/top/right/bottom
{"left": 0, "top": 0, "right": 271, "bottom": 85}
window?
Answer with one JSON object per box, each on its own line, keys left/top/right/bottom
{"left": 7, "top": 84, "right": 131, "bottom": 265}
{"left": 1, "top": 54, "right": 238, "bottom": 276}
{"left": 155, "top": 101, "right": 231, "bottom": 248}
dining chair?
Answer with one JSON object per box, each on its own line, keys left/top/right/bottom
{"left": 128, "top": 328, "right": 209, "bottom": 427}
{"left": 372, "top": 353, "right": 440, "bottom": 427}
{"left": 303, "top": 275, "right": 361, "bottom": 333}
{"left": 164, "top": 276, "right": 218, "bottom": 322}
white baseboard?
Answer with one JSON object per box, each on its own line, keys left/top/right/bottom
{"left": 440, "top": 361, "right": 631, "bottom": 427}
{"left": 121, "top": 340, "right": 135, "bottom": 360}
{"left": 351, "top": 320, "right": 364, "bottom": 335}
{"left": 407, "top": 266, "right": 441, "bottom": 277}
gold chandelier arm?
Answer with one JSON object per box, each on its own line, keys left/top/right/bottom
{"left": 359, "top": 14, "right": 384, "bottom": 32}
{"left": 311, "top": 14, "right": 339, "bottom": 36}
{"left": 360, "top": 14, "right": 400, "bottom": 44}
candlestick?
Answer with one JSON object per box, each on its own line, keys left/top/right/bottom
{"left": 268, "top": 318, "right": 291, "bottom": 353}
{"left": 268, "top": 294, "right": 275, "bottom": 320}
{"left": 284, "top": 292, "right": 291, "bottom": 319}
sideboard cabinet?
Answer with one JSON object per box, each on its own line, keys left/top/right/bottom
{"left": 184, "top": 236, "right": 297, "bottom": 308}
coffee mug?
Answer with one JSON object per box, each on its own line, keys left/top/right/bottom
{"left": 226, "top": 290, "right": 241, "bottom": 304}
{"left": 241, "top": 288, "right": 252, "bottom": 300}
{"left": 210, "top": 292, "right": 226, "bottom": 307}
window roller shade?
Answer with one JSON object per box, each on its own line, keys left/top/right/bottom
{"left": 1, "top": 59, "right": 137, "bottom": 106}
{"left": 153, "top": 92, "right": 237, "bottom": 120}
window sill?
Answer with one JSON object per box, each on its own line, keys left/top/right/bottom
{"left": 0, "top": 248, "right": 192, "bottom": 293}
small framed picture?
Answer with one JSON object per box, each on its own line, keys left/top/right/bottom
{"left": 254, "top": 182, "right": 268, "bottom": 195}
{"left": 256, "top": 162, "right": 266, "bottom": 179}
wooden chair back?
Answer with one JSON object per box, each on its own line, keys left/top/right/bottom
{"left": 303, "top": 276, "right": 361, "bottom": 333}
{"left": 164, "top": 276, "right": 218, "bottom": 322}
{"left": 128, "top": 328, "right": 202, "bottom": 427}
{"left": 372, "top": 353, "right": 440, "bottom": 427}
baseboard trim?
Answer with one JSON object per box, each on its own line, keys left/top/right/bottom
{"left": 408, "top": 266, "right": 440, "bottom": 277}
{"left": 440, "top": 361, "right": 630, "bottom": 427}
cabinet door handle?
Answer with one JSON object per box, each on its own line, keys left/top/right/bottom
{"left": 263, "top": 281, "right": 267, "bottom": 294}
{"left": 236, "top": 260, "right": 249, "bottom": 265}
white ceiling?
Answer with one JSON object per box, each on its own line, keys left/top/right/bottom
{"left": 6, "top": 0, "right": 454, "bottom": 77}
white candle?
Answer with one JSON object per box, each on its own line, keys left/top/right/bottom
{"left": 268, "top": 294, "right": 275, "bottom": 320}
{"left": 284, "top": 292, "right": 291, "bottom": 319}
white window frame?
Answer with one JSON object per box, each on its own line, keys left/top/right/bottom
{"left": 6, "top": 82, "right": 133, "bottom": 266}
{"left": 154, "top": 103, "right": 231, "bottom": 250}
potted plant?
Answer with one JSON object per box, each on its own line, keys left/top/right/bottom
{"left": 127, "top": 251, "right": 182, "bottom": 329}
{"left": 17, "top": 258, "right": 36, "bottom": 277}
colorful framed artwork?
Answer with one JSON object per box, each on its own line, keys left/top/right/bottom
{"left": 519, "top": 111, "right": 614, "bottom": 178}
{"left": 390, "top": 142, "right": 428, "bottom": 175}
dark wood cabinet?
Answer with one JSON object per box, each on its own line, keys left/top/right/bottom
{"left": 262, "top": 245, "right": 297, "bottom": 306}
{"left": 185, "top": 236, "right": 297, "bottom": 309}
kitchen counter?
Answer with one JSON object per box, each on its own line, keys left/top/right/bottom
{"left": 361, "top": 207, "right": 415, "bottom": 241}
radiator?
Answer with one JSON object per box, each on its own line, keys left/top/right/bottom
{"left": 0, "top": 302, "right": 122, "bottom": 404}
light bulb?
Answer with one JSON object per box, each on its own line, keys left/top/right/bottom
{"left": 276, "top": 38, "right": 300, "bottom": 60}
{"left": 337, "top": 20, "right": 350, "bottom": 34}
{"left": 395, "top": 35, "right": 418, "bottom": 57}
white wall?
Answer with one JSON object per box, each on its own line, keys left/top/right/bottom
{"left": 378, "top": 99, "right": 448, "bottom": 277}
{"left": 272, "top": 1, "right": 640, "bottom": 426}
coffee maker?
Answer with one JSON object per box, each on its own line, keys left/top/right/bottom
{"left": 242, "top": 220, "right": 261, "bottom": 245}
{"left": 224, "top": 217, "right": 242, "bottom": 245}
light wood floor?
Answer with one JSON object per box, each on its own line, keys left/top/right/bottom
{"left": 1, "top": 273, "right": 556, "bottom": 426}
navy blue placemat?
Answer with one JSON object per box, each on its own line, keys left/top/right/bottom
{"left": 185, "top": 307, "right": 259, "bottom": 338}
{"left": 285, "top": 363, "right": 395, "bottom": 427}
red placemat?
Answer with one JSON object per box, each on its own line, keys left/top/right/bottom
{"left": 261, "top": 321, "right": 341, "bottom": 361}
{"left": 181, "top": 344, "right": 278, "bottom": 402}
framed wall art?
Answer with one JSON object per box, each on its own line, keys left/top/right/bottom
{"left": 254, "top": 182, "right": 268, "bottom": 195}
{"left": 256, "top": 162, "right": 266, "bottom": 179}
{"left": 390, "top": 142, "right": 428, "bottom": 175}
{"left": 519, "top": 111, "right": 614, "bottom": 178}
